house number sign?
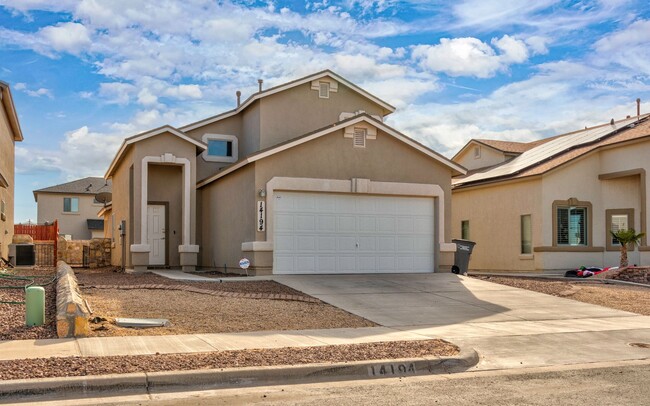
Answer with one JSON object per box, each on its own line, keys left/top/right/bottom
{"left": 257, "top": 201, "right": 265, "bottom": 232}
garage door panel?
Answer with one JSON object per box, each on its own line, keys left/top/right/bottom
{"left": 274, "top": 192, "right": 434, "bottom": 274}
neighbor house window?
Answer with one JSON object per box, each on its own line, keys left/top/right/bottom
{"left": 319, "top": 81, "right": 330, "bottom": 98}
{"left": 201, "top": 134, "right": 238, "bottom": 163}
{"left": 556, "top": 206, "right": 587, "bottom": 246}
{"left": 63, "top": 197, "right": 79, "bottom": 213}
{"left": 1, "top": 200, "right": 5, "bottom": 222}
{"left": 606, "top": 208, "right": 634, "bottom": 251}
{"left": 461, "top": 220, "right": 470, "bottom": 240}
{"left": 521, "top": 215, "right": 532, "bottom": 254}
{"left": 473, "top": 146, "right": 481, "bottom": 159}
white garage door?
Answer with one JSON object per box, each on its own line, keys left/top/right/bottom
{"left": 273, "top": 191, "right": 435, "bottom": 274}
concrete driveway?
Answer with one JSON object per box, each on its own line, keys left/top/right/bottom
{"left": 274, "top": 273, "right": 650, "bottom": 369}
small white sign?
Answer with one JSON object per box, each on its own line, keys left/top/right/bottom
{"left": 239, "top": 258, "right": 250, "bottom": 270}
{"left": 257, "top": 200, "right": 265, "bottom": 232}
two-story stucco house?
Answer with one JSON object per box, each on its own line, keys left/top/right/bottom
{"left": 34, "top": 177, "right": 111, "bottom": 240}
{"left": 0, "top": 81, "right": 23, "bottom": 260}
{"left": 101, "top": 70, "right": 466, "bottom": 274}
{"left": 452, "top": 112, "right": 650, "bottom": 272}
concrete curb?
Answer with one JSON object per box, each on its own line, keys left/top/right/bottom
{"left": 0, "top": 348, "right": 478, "bottom": 397}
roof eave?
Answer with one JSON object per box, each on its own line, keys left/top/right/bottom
{"left": 0, "top": 81, "right": 24, "bottom": 141}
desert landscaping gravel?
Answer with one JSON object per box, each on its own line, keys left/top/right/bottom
{"left": 0, "top": 339, "right": 458, "bottom": 380}
{"left": 0, "top": 267, "right": 57, "bottom": 340}
{"left": 73, "top": 268, "right": 376, "bottom": 336}
{"left": 473, "top": 275, "right": 650, "bottom": 316}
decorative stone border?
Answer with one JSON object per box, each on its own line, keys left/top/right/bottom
{"left": 81, "top": 284, "right": 321, "bottom": 303}
{"left": 56, "top": 261, "right": 91, "bottom": 338}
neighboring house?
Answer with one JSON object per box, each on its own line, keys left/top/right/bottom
{"left": 0, "top": 81, "right": 24, "bottom": 260}
{"left": 452, "top": 113, "right": 650, "bottom": 272}
{"left": 102, "top": 70, "right": 466, "bottom": 274}
{"left": 34, "top": 177, "right": 111, "bottom": 240}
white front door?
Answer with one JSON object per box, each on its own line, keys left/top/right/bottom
{"left": 147, "top": 204, "right": 166, "bottom": 266}
{"left": 273, "top": 192, "right": 435, "bottom": 274}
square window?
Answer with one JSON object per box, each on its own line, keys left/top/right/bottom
{"left": 319, "top": 82, "right": 330, "bottom": 98}
{"left": 64, "top": 197, "right": 79, "bottom": 213}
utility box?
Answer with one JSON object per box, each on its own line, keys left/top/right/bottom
{"left": 25, "top": 286, "right": 45, "bottom": 326}
{"left": 451, "top": 239, "right": 476, "bottom": 275}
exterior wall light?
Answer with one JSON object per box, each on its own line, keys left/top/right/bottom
{"left": 258, "top": 189, "right": 267, "bottom": 198}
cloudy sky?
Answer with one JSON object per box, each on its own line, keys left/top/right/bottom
{"left": 1, "top": 0, "right": 649, "bottom": 222}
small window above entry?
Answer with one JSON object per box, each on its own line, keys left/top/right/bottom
{"left": 473, "top": 146, "right": 481, "bottom": 159}
{"left": 319, "top": 82, "right": 330, "bottom": 98}
{"left": 202, "top": 134, "right": 238, "bottom": 163}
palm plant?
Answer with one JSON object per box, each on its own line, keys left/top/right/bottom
{"left": 610, "top": 228, "right": 645, "bottom": 268}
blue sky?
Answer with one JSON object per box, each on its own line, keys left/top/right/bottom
{"left": 1, "top": 0, "right": 649, "bottom": 222}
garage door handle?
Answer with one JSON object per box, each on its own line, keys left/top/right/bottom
{"left": 355, "top": 242, "right": 359, "bottom": 248}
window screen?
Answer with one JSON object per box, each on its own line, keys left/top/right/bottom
{"left": 461, "top": 220, "right": 470, "bottom": 240}
{"left": 64, "top": 197, "right": 79, "bottom": 213}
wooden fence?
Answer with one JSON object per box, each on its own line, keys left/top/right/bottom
{"left": 14, "top": 220, "right": 59, "bottom": 266}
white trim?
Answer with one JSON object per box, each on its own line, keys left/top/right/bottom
{"left": 135, "top": 154, "right": 192, "bottom": 252}
{"left": 179, "top": 244, "right": 200, "bottom": 253}
{"left": 241, "top": 241, "right": 274, "bottom": 251}
{"left": 196, "top": 115, "right": 466, "bottom": 188}
{"left": 201, "top": 133, "right": 239, "bottom": 163}
{"left": 130, "top": 244, "right": 151, "bottom": 253}
{"left": 180, "top": 70, "right": 395, "bottom": 132}
{"left": 106, "top": 125, "right": 206, "bottom": 178}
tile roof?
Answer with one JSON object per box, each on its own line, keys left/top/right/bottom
{"left": 453, "top": 115, "right": 650, "bottom": 189}
{"left": 34, "top": 177, "right": 112, "bottom": 195}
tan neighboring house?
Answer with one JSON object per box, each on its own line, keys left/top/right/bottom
{"left": 452, "top": 113, "right": 650, "bottom": 272}
{"left": 102, "top": 70, "right": 466, "bottom": 274}
{"left": 0, "top": 81, "right": 23, "bottom": 260}
{"left": 34, "top": 177, "right": 111, "bottom": 240}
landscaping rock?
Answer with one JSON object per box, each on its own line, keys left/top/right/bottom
{"left": 56, "top": 261, "right": 91, "bottom": 338}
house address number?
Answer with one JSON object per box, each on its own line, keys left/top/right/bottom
{"left": 257, "top": 201, "right": 265, "bottom": 232}
{"left": 368, "top": 362, "right": 417, "bottom": 377}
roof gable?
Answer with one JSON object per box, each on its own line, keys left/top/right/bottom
{"left": 180, "top": 70, "right": 396, "bottom": 132}
{"left": 197, "top": 114, "right": 466, "bottom": 188}
{"left": 105, "top": 125, "right": 206, "bottom": 178}
{"left": 34, "top": 177, "right": 111, "bottom": 201}
{"left": 453, "top": 114, "right": 650, "bottom": 188}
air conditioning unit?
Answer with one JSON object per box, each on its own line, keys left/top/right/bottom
{"left": 8, "top": 244, "right": 35, "bottom": 267}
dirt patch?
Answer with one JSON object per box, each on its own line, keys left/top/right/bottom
{"left": 0, "top": 339, "right": 458, "bottom": 380}
{"left": 75, "top": 269, "right": 375, "bottom": 336}
{"left": 473, "top": 276, "right": 650, "bottom": 315}
{"left": 0, "top": 267, "right": 57, "bottom": 340}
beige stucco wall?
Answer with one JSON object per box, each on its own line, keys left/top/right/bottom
{"left": 452, "top": 179, "right": 542, "bottom": 271}
{"left": 36, "top": 193, "right": 104, "bottom": 240}
{"left": 106, "top": 147, "right": 134, "bottom": 267}
{"left": 0, "top": 104, "right": 15, "bottom": 259}
{"left": 199, "top": 164, "right": 256, "bottom": 271}
{"left": 200, "top": 127, "right": 455, "bottom": 273}
{"left": 454, "top": 143, "right": 509, "bottom": 171}
{"left": 258, "top": 82, "right": 385, "bottom": 150}
{"left": 452, "top": 138, "right": 650, "bottom": 272}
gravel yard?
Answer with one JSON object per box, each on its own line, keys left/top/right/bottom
{"left": 0, "top": 339, "right": 458, "bottom": 380}
{"left": 0, "top": 267, "right": 57, "bottom": 340}
{"left": 77, "top": 269, "right": 376, "bottom": 336}
{"left": 473, "top": 276, "right": 650, "bottom": 315}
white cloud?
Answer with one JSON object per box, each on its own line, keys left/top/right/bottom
{"left": 12, "top": 82, "right": 54, "bottom": 98}
{"left": 163, "top": 84, "right": 203, "bottom": 100}
{"left": 412, "top": 35, "right": 529, "bottom": 78}
{"left": 98, "top": 82, "right": 136, "bottom": 105}
{"left": 13, "top": 82, "right": 26, "bottom": 90}
{"left": 38, "top": 22, "right": 91, "bottom": 54}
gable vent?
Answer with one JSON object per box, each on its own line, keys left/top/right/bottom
{"left": 353, "top": 127, "right": 366, "bottom": 148}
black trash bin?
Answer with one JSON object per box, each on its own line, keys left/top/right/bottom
{"left": 451, "top": 239, "right": 476, "bottom": 275}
